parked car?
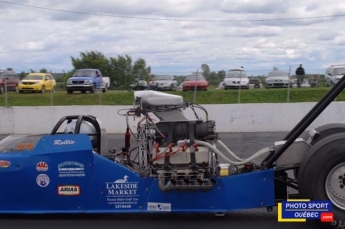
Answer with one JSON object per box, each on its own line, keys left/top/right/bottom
{"left": 249, "top": 78, "right": 262, "bottom": 89}
{"left": 182, "top": 74, "right": 208, "bottom": 91}
{"left": 301, "top": 79, "right": 311, "bottom": 88}
{"left": 152, "top": 75, "right": 178, "bottom": 91}
{"left": 216, "top": 82, "right": 224, "bottom": 90}
{"left": 265, "top": 71, "right": 291, "bottom": 88}
{"left": 325, "top": 64, "right": 345, "bottom": 87}
{"left": 18, "top": 73, "right": 56, "bottom": 93}
{"left": 128, "top": 78, "right": 148, "bottom": 91}
{"left": 0, "top": 70, "right": 19, "bottom": 94}
{"left": 177, "top": 82, "right": 183, "bottom": 91}
{"left": 223, "top": 68, "right": 249, "bottom": 89}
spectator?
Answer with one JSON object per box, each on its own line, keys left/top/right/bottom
{"left": 295, "top": 64, "right": 305, "bottom": 88}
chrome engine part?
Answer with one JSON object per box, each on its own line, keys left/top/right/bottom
{"left": 121, "top": 91, "right": 219, "bottom": 192}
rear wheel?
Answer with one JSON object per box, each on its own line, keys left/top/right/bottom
{"left": 102, "top": 84, "right": 107, "bottom": 93}
{"left": 0, "top": 85, "right": 4, "bottom": 94}
{"left": 310, "top": 123, "right": 345, "bottom": 145}
{"left": 298, "top": 133, "right": 345, "bottom": 228}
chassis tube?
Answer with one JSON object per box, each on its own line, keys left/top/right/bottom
{"left": 262, "top": 75, "right": 345, "bottom": 169}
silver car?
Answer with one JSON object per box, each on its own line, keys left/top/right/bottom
{"left": 223, "top": 69, "right": 249, "bottom": 89}
{"left": 153, "top": 75, "right": 178, "bottom": 91}
{"left": 325, "top": 64, "right": 345, "bottom": 87}
{"left": 265, "top": 71, "right": 291, "bottom": 88}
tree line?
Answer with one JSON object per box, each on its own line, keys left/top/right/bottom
{"left": 6, "top": 51, "right": 324, "bottom": 89}
{"left": 5, "top": 50, "right": 253, "bottom": 89}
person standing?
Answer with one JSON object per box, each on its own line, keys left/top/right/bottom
{"left": 295, "top": 64, "right": 305, "bottom": 88}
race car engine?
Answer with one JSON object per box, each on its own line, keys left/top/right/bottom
{"left": 119, "top": 91, "right": 219, "bottom": 192}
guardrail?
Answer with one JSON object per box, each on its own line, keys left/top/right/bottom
{"left": 1, "top": 102, "right": 345, "bottom": 134}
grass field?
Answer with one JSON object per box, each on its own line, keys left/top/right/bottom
{"left": 0, "top": 87, "right": 344, "bottom": 106}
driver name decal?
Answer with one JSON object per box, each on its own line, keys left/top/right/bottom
{"left": 105, "top": 175, "right": 139, "bottom": 209}
{"left": 54, "top": 140, "right": 75, "bottom": 145}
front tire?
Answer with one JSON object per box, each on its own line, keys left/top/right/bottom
{"left": 90, "top": 84, "right": 96, "bottom": 93}
{"left": 40, "top": 86, "right": 45, "bottom": 93}
{"left": 298, "top": 133, "right": 345, "bottom": 228}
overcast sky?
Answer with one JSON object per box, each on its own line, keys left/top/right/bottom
{"left": 0, "top": 0, "right": 345, "bottom": 76}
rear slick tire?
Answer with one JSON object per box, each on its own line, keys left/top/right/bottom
{"left": 298, "top": 133, "right": 345, "bottom": 229}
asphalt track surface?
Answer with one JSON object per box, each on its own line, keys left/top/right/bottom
{"left": 0, "top": 132, "right": 329, "bottom": 229}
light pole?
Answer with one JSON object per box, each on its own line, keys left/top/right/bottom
{"left": 4, "top": 77, "right": 8, "bottom": 107}
{"left": 287, "top": 66, "right": 291, "bottom": 103}
{"left": 50, "top": 77, "right": 53, "bottom": 106}
{"left": 193, "top": 70, "right": 198, "bottom": 103}
{"left": 238, "top": 72, "right": 242, "bottom": 104}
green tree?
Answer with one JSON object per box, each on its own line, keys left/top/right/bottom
{"left": 132, "top": 58, "right": 151, "bottom": 82}
{"left": 71, "top": 51, "right": 111, "bottom": 76}
{"left": 110, "top": 55, "right": 133, "bottom": 89}
{"left": 19, "top": 71, "right": 28, "bottom": 79}
{"left": 70, "top": 51, "right": 151, "bottom": 89}
{"left": 201, "top": 64, "right": 210, "bottom": 79}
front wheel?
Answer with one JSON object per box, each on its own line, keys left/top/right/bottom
{"left": 298, "top": 133, "right": 345, "bottom": 228}
{"left": 40, "top": 86, "right": 45, "bottom": 93}
{"left": 90, "top": 84, "right": 96, "bottom": 93}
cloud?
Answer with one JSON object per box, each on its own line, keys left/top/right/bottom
{"left": 0, "top": 0, "right": 345, "bottom": 75}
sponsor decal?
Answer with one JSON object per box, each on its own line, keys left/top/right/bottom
{"left": 147, "top": 202, "right": 171, "bottom": 212}
{"left": 58, "top": 161, "right": 85, "bottom": 178}
{"left": 278, "top": 199, "right": 332, "bottom": 223}
{"left": 26, "top": 143, "right": 34, "bottom": 149}
{"left": 36, "top": 161, "right": 48, "bottom": 171}
{"left": 105, "top": 175, "right": 139, "bottom": 209}
{"left": 54, "top": 139, "right": 75, "bottom": 146}
{"left": 0, "top": 160, "right": 11, "bottom": 168}
{"left": 58, "top": 185, "right": 81, "bottom": 196}
{"left": 36, "top": 174, "right": 50, "bottom": 187}
{"left": 17, "top": 144, "right": 25, "bottom": 149}
{"left": 17, "top": 143, "right": 35, "bottom": 150}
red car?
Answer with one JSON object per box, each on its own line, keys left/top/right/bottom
{"left": 182, "top": 74, "right": 209, "bottom": 91}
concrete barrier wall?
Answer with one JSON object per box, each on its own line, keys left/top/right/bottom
{"left": 1, "top": 102, "right": 345, "bottom": 134}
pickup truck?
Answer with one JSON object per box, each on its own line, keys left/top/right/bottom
{"left": 66, "top": 69, "right": 108, "bottom": 94}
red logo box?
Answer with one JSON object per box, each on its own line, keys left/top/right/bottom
{"left": 320, "top": 212, "right": 334, "bottom": 222}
